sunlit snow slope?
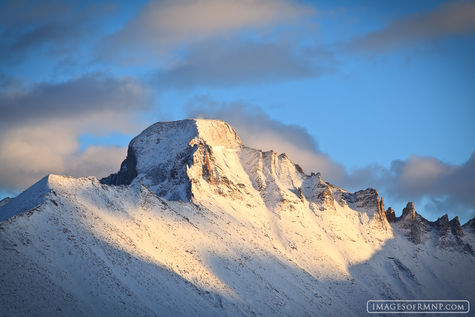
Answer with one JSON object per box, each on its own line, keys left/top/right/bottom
{"left": 1, "top": 119, "right": 474, "bottom": 317}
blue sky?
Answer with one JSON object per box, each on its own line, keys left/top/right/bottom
{"left": 0, "top": 0, "right": 474, "bottom": 222}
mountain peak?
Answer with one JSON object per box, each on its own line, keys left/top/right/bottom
{"left": 100, "top": 120, "right": 388, "bottom": 227}
{"left": 101, "top": 119, "right": 242, "bottom": 201}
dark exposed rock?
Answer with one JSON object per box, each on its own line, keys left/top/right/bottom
{"left": 342, "top": 188, "right": 380, "bottom": 214}
{"left": 199, "top": 143, "right": 216, "bottom": 185}
{"left": 379, "top": 197, "right": 385, "bottom": 218}
{"left": 433, "top": 215, "right": 473, "bottom": 254}
{"left": 435, "top": 214, "right": 450, "bottom": 236}
{"left": 385, "top": 207, "right": 396, "bottom": 223}
{"left": 394, "top": 202, "right": 472, "bottom": 247}
{"left": 340, "top": 188, "right": 389, "bottom": 227}
{"left": 100, "top": 146, "right": 138, "bottom": 186}
{"left": 294, "top": 164, "right": 304, "bottom": 174}
{"left": 400, "top": 202, "right": 416, "bottom": 221}
{"left": 396, "top": 202, "right": 430, "bottom": 244}
{"left": 317, "top": 187, "right": 335, "bottom": 208}
{"left": 450, "top": 216, "right": 464, "bottom": 237}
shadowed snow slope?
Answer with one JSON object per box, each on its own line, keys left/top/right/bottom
{"left": 1, "top": 119, "right": 474, "bottom": 316}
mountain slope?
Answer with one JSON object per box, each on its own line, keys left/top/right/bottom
{"left": 1, "top": 119, "right": 474, "bottom": 316}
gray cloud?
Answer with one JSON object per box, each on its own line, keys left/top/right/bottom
{"left": 0, "top": 73, "right": 150, "bottom": 130}
{"left": 343, "top": 154, "right": 475, "bottom": 221}
{"left": 186, "top": 96, "right": 475, "bottom": 222}
{"left": 335, "top": 155, "right": 475, "bottom": 222}
{"left": 101, "top": 0, "right": 313, "bottom": 64}
{"left": 153, "top": 40, "right": 333, "bottom": 88}
{"left": 385, "top": 154, "right": 475, "bottom": 220}
{"left": 100, "top": 0, "right": 327, "bottom": 87}
{"left": 0, "top": 0, "right": 114, "bottom": 63}
{"left": 348, "top": 1, "right": 475, "bottom": 52}
{"left": 0, "top": 73, "right": 151, "bottom": 191}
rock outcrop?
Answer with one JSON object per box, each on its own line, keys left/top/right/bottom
{"left": 393, "top": 202, "right": 425, "bottom": 243}
{"left": 450, "top": 216, "right": 464, "bottom": 237}
{"left": 384, "top": 202, "right": 474, "bottom": 249}
{"left": 100, "top": 146, "right": 138, "bottom": 186}
{"left": 385, "top": 207, "right": 396, "bottom": 222}
{"left": 435, "top": 214, "right": 450, "bottom": 236}
{"left": 400, "top": 202, "right": 416, "bottom": 221}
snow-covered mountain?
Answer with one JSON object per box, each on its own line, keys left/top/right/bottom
{"left": 1, "top": 119, "right": 474, "bottom": 316}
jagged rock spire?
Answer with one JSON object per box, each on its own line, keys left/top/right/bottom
{"left": 385, "top": 207, "right": 396, "bottom": 223}
{"left": 401, "top": 202, "right": 416, "bottom": 221}
{"left": 378, "top": 197, "right": 385, "bottom": 216}
{"left": 450, "top": 216, "right": 464, "bottom": 237}
{"left": 435, "top": 214, "right": 450, "bottom": 236}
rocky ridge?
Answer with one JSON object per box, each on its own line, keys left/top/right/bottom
{"left": 102, "top": 119, "right": 391, "bottom": 226}
{"left": 101, "top": 119, "right": 473, "bottom": 242}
